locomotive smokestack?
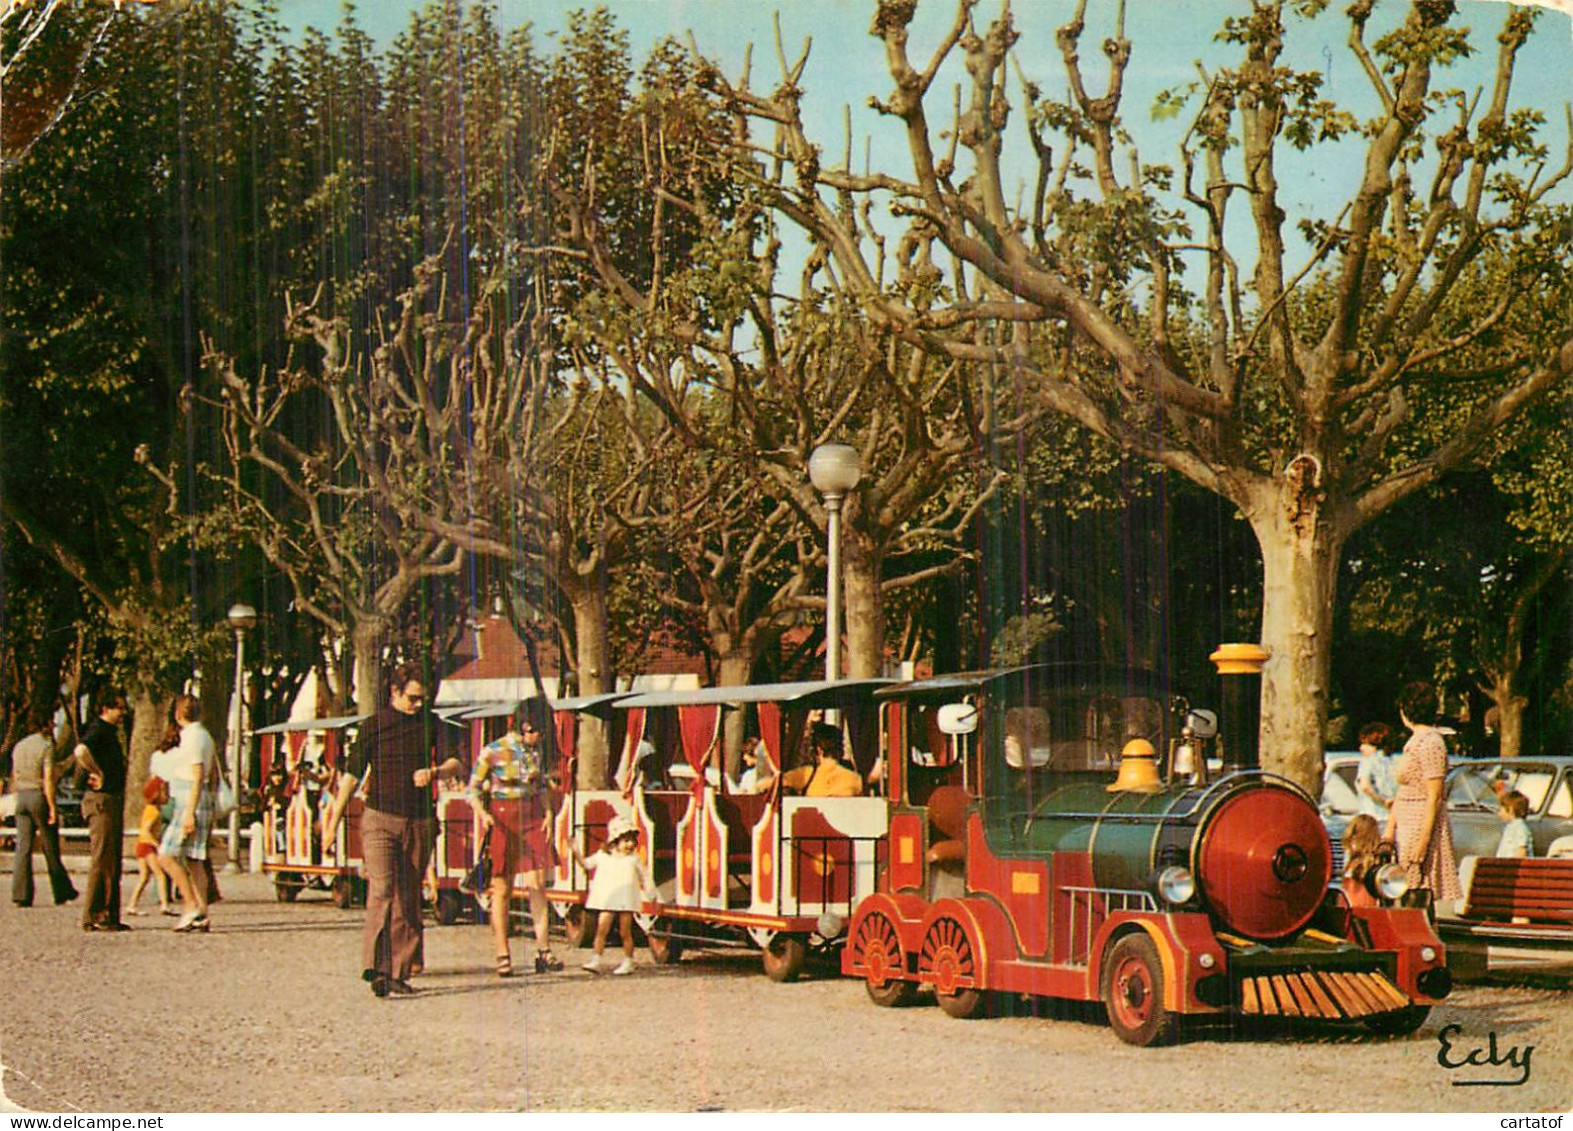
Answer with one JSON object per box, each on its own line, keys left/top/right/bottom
{"left": 1210, "top": 643, "right": 1269, "bottom": 772}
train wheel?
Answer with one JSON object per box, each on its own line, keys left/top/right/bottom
{"left": 1101, "top": 934, "right": 1177, "bottom": 1046}
{"left": 331, "top": 876, "right": 355, "bottom": 910}
{"left": 435, "top": 888, "right": 463, "bottom": 926}
{"left": 761, "top": 933, "right": 808, "bottom": 983}
{"left": 852, "top": 911, "right": 917, "bottom": 1008}
{"left": 922, "top": 917, "right": 984, "bottom": 1019}
{"left": 563, "top": 905, "right": 595, "bottom": 949}
{"left": 273, "top": 874, "right": 300, "bottom": 903}
{"left": 1364, "top": 1005, "right": 1430, "bottom": 1037}
{"left": 646, "top": 917, "right": 685, "bottom": 965}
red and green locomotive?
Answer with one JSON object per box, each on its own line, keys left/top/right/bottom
{"left": 845, "top": 644, "right": 1452, "bottom": 1044}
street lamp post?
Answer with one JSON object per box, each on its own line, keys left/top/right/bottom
{"left": 808, "top": 443, "right": 862, "bottom": 695}
{"left": 225, "top": 603, "right": 257, "bottom": 873}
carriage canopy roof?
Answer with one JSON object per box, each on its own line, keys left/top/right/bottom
{"left": 876, "top": 664, "right": 1168, "bottom": 703}
{"left": 252, "top": 715, "right": 369, "bottom": 735}
{"left": 616, "top": 679, "right": 894, "bottom": 709}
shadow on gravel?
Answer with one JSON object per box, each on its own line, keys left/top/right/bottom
{"left": 207, "top": 918, "right": 363, "bottom": 934}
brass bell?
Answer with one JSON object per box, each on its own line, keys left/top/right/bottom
{"left": 1107, "top": 738, "right": 1163, "bottom": 793}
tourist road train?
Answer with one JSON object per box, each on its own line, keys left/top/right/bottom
{"left": 255, "top": 644, "right": 1452, "bottom": 1045}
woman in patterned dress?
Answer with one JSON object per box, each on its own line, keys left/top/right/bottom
{"left": 1385, "top": 682, "right": 1461, "bottom": 911}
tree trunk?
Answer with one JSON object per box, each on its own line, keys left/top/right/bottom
{"left": 841, "top": 528, "right": 884, "bottom": 679}
{"left": 351, "top": 622, "right": 384, "bottom": 719}
{"left": 570, "top": 583, "right": 612, "bottom": 790}
{"left": 124, "top": 687, "right": 172, "bottom": 826}
{"left": 1483, "top": 675, "right": 1527, "bottom": 758}
{"left": 1247, "top": 481, "right": 1346, "bottom": 798}
{"left": 717, "top": 651, "right": 753, "bottom": 777}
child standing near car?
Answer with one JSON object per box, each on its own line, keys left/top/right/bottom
{"left": 1495, "top": 790, "right": 1533, "bottom": 858}
{"left": 573, "top": 814, "right": 658, "bottom": 975}
{"left": 127, "top": 777, "right": 173, "bottom": 916}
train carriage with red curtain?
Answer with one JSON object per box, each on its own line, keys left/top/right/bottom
{"left": 557, "top": 680, "right": 892, "bottom": 981}
{"left": 253, "top": 716, "right": 369, "bottom": 908}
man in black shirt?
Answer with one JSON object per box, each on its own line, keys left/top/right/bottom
{"left": 323, "top": 662, "right": 463, "bottom": 997}
{"left": 72, "top": 692, "right": 130, "bottom": 932}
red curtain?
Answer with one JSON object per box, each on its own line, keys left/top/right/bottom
{"left": 614, "top": 707, "right": 648, "bottom": 791}
{"left": 756, "top": 702, "right": 782, "bottom": 772}
{"left": 678, "top": 704, "right": 720, "bottom": 773}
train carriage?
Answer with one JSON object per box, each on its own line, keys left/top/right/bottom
{"left": 254, "top": 716, "right": 369, "bottom": 907}
{"left": 841, "top": 646, "right": 1453, "bottom": 1044}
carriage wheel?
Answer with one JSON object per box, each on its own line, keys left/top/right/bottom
{"left": 922, "top": 916, "right": 984, "bottom": 1019}
{"left": 761, "top": 933, "right": 808, "bottom": 983}
{"left": 273, "top": 874, "right": 300, "bottom": 903}
{"left": 563, "top": 905, "right": 595, "bottom": 949}
{"left": 1101, "top": 933, "right": 1177, "bottom": 1046}
{"left": 646, "top": 916, "right": 685, "bottom": 965}
{"left": 852, "top": 911, "right": 917, "bottom": 1007}
{"left": 1364, "top": 1005, "right": 1430, "bottom": 1037}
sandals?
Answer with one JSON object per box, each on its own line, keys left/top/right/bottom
{"left": 495, "top": 954, "right": 513, "bottom": 978}
{"left": 534, "top": 950, "right": 564, "bottom": 974}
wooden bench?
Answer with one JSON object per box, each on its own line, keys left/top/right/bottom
{"left": 1437, "top": 857, "right": 1573, "bottom": 977}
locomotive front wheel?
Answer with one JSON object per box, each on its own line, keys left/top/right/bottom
{"left": 761, "top": 933, "right": 808, "bottom": 982}
{"left": 1364, "top": 1005, "right": 1430, "bottom": 1037}
{"left": 273, "top": 874, "right": 300, "bottom": 903}
{"left": 646, "top": 917, "right": 685, "bottom": 965}
{"left": 563, "top": 905, "right": 595, "bottom": 949}
{"left": 1101, "top": 934, "right": 1177, "bottom": 1046}
{"left": 922, "top": 917, "right": 985, "bottom": 1019}
{"left": 853, "top": 912, "right": 917, "bottom": 1008}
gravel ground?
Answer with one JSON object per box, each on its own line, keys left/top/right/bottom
{"left": 1, "top": 867, "right": 1570, "bottom": 1113}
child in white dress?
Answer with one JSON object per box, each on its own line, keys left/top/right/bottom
{"left": 574, "top": 813, "right": 658, "bottom": 975}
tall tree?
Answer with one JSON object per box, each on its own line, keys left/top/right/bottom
{"left": 699, "top": 0, "right": 1573, "bottom": 791}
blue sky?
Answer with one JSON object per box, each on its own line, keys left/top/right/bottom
{"left": 267, "top": 0, "right": 1571, "bottom": 288}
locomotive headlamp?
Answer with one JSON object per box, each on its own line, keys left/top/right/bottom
{"left": 817, "top": 912, "right": 846, "bottom": 940}
{"left": 1420, "top": 946, "right": 1438, "bottom": 963}
{"left": 1374, "top": 862, "right": 1410, "bottom": 901}
{"left": 1157, "top": 865, "right": 1196, "bottom": 905}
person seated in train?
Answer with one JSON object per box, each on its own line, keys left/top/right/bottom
{"left": 261, "top": 762, "right": 291, "bottom": 852}
{"left": 779, "top": 723, "right": 862, "bottom": 798}
{"left": 735, "top": 735, "right": 772, "bottom": 794}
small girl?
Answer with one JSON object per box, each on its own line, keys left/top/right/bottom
{"left": 574, "top": 814, "right": 659, "bottom": 976}
{"left": 127, "top": 777, "right": 173, "bottom": 916}
{"left": 1342, "top": 813, "right": 1394, "bottom": 909}
{"left": 1495, "top": 790, "right": 1533, "bottom": 858}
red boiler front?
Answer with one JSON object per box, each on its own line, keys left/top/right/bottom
{"left": 1193, "top": 785, "right": 1332, "bottom": 941}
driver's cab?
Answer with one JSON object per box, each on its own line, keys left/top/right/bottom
{"left": 979, "top": 667, "right": 1172, "bottom": 848}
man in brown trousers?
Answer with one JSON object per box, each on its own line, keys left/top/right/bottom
{"left": 323, "top": 662, "right": 462, "bottom": 997}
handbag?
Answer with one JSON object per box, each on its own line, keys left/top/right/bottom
{"left": 460, "top": 856, "right": 491, "bottom": 895}
{"left": 212, "top": 776, "right": 237, "bottom": 822}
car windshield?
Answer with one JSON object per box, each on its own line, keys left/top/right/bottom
{"left": 1447, "top": 763, "right": 1559, "bottom": 814}
{"left": 1320, "top": 762, "right": 1360, "bottom": 814}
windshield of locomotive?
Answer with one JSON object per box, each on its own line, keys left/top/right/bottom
{"left": 988, "top": 676, "right": 1167, "bottom": 819}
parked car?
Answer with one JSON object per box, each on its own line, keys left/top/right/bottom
{"left": 1445, "top": 757, "right": 1573, "bottom": 861}
{"left": 1320, "top": 752, "right": 1363, "bottom": 882}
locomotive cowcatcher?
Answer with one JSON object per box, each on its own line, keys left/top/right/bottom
{"left": 843, "top": 644, "right": 1452, "bottom": 1044}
